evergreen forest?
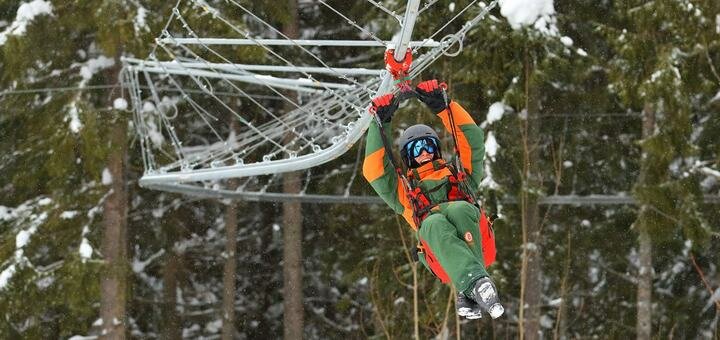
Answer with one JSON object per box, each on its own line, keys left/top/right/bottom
{"left": 0, "top": 0, "right": 719, "bottom": 339}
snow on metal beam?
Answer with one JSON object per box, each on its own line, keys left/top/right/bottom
{"left": 123, "top": 58, "right": 384, "bottom": 76}
{"left": 158, "top": 38, "right": 442, "bottom": 47}
{"left": 130, "top": 65, "right": 351, "bottom": 93}
{"left": 138, "top": 0, "right": 422, "bottom": 186}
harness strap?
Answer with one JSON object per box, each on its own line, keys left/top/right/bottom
{"left": 446, "top": 164, "right": 475, "bottom": 204}
{"left": 408, "top": 164, "right": 476, "bottom": 221}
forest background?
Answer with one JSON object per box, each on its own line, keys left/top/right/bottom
{"left": 0, "top": 0, "right": 719, "bottom": 339}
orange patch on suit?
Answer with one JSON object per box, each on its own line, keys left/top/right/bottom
{"left": 362, "top": 148, "right": 386, "bottom": 183}
{"left": 464, "top": 231, "right": 473, "bottom": 243}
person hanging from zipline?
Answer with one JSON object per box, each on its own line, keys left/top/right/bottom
{"left": 363, "top": 78, "right": 504, "bottom": 320}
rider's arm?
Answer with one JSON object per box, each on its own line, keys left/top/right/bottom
{"left": 363, "top": 120, "right": 417, "bottom": 228}
{"left": 436, "top": 101, "right": 485, "bottom": 186}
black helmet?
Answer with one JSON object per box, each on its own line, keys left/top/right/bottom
{"left": 399, "top": 124, "right": 442, "bottom": 168}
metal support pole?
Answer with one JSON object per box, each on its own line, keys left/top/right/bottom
{"left": 123, "top": 58, "right": 384, "bottom": 76}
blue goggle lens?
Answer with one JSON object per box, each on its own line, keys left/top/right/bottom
{"left": 406, "top": 138, "right": 438, "bottom": 158}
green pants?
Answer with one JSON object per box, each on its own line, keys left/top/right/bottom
{"left": 417, "top": 200, "right": 488, "bottom": 294}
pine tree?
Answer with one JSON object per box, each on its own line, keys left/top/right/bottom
{"left": 445, "top": 2, "right": 602, "bottom": 337}
{"left": 602, "top": 0, "right": 718, "bottom": 336}
{"left": 2, "top": 0, "right": 718, "bottom": 338}
{"left": 0, "top": 0, "right": 173, "bottom": 336}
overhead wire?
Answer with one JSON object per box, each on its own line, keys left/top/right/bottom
{"left": 0, "top": 83, "right": 286, "bottom": 101}
{"left": 223, "top": 0, "right": 375, "bottom": 96}
{"left": 168, "top": 15, "right": 345, "bottom": 140}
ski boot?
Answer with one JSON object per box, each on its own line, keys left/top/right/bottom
{"left": 470, "top": 277, "right": 504, "bottom": 319}
{"left": 456, "top": 293, "right": 482, "bottom": 319}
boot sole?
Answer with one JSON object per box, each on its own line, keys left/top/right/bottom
{"left": 473, "top": 280, "right": 505, "bottom": 319}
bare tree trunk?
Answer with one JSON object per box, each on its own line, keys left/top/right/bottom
{"left": 283, "top": 171, "right": 303, "bottom": 340}
{"left": 637, "top": 230, "right": 652, "bottom": 339}
{"left": 521, "top": 198, "right": 542, "bottom": 340}
{"left": 519, "top": 50, "right": 543, "bottom": 340}
{"left": 396, "top": 217, "right": 420, "bottom": 340}
{"left": 221, "top": 199, "right": 239, "bottom": 340}
{"left": 413, "top": 260, "right": 419, "bottom": 340}
{"left": 222, "top": 119, "right": 241, "bottom": 339}
{"left": 282, "top": 2, "right": 304, "bottom": 338}
{"left": 636, "top": 103, "right": 655, "bottom": 340}
{"left": 100, "top": 67, "right": 129, "bottom": 339}
{"left": 437, "top": 289, "right": 455, "bottom": 340}
{"left": 553, "top": 230, "right": 571, "bottom": 340}
{"left": 162, "top": 250, "right": 181, "bottom": 340}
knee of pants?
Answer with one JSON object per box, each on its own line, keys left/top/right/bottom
{"left": 419, "top": 214, "right": 454, "bottom": 240}
{"left": 445, "top": 200, "right": 478, "bottom": 219}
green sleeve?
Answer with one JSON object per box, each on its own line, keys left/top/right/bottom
{"left": 460, "top": 123, "right": 485, "bottom": 188}
{"left": 363, "top": 120, "right": 405, "bottom": 214}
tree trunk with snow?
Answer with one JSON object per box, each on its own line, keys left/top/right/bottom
{"left": 282, "top": 1, "right": 304, "bottom": 338}
{"left": 100, "top": 63, "right": 129, "bottom": 340}
{"left": 221, "top": 197, "right": 239, "bottom": 340}
{"left": 553, "top": 231, "right": 571, "bottom": 340}
{"left": 519, "top": 56, "right": 543, "bottom": 340}
{"left": 282, "top": 172, "right": 303, "bottom": 339}
{"left": 636, "top": 229, "right": 652, "bottom": 339}
{"left": 636, "top": 103, "right": 655, "bottom": 340}
{"left": 161, "top": 249, "right": 181, "bottom": 340}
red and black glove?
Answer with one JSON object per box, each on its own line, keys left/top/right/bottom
{"left": 415, "top": 79, "right": 447, "bottom": 114}
{"left": 371, "top": 93, "right": 398, "bottom": 123}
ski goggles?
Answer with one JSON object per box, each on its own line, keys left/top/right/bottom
{"left": 405, "top": 137, "right": 439, "bottom": 158}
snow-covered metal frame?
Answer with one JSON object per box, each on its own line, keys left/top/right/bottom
{"left": 121, "top": 0, "right": 720, "bottom": 205}
{"left": 123, "top": 58, "right": 385, "bottom": 76}
{"left": 156, "top": 38, "right": 443, "bottom": 48}
{"left": 124, "top": 0, "right": 501, "bottom": 199}
{"left": 127, "top": 0, "right": 421, "bottom": 185}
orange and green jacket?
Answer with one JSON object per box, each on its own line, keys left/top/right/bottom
{"left": 363, "top": 101, "right": 485, "bottom": 229}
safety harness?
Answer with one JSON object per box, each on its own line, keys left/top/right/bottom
{"left": 406, "top": 160, "right": 475, "bottom": 225}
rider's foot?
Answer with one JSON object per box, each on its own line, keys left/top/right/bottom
{"left": 470, "top": 277, "right": 505, "bottom": 319}
{"left": 456, "top": 293, "right": 482, "bottom": 319}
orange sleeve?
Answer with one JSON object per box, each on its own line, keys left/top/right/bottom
{"left": 437, "top": 101, "right": 477, "bottom": 173}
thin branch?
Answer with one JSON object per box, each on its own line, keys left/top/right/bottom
{"left": 690, "top": 253, "right": 720, "bottom": 311}
{"left": 539, "top": 118, "right": 567, "bottom": 233}
{"left": 438, "top": 287, "right": 455, "bottom": 339}
{"left": 392, "top": 265, "right": 414, "bottom": 290}
{"left": 397, "top": 215, "right": 414, "bottom": 267}
{"left": 369, "top": 262, "right": 391, "bottom": 339}
{"left": 599, "top": 262, "right": 639, "bottom": 285}
{"left": 702, "top": 38, "right": 720, "bottom": 84}
{"left": 392, "top": 216, "right": 415, "bottom": 289}
{"left": 553, "top": 230, "right": 571, "bottom": 340}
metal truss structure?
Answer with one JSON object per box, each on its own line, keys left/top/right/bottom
{"left": 122, "top": 0, "right": 500, "bottom": 200}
